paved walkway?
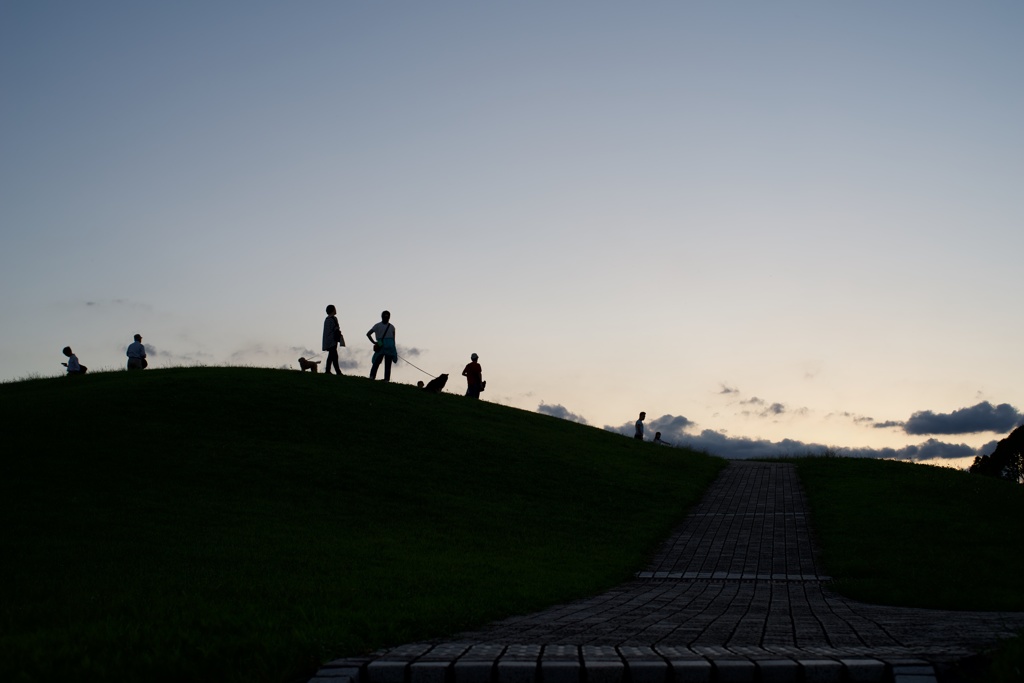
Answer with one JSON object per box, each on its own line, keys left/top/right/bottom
{"left": 310, "top": 461, "right": 1024, "bottom": 683}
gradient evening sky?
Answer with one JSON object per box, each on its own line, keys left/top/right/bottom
{"left": 3, "top": 2, "right": 1022, "bottom": 466}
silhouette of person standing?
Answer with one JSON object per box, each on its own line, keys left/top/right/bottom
{"left": 322, "top": 305, "right": 344, "bottom": 375}
{"left": 366, "top": 310, "right": 397, "bottom": 381}
{"left": 126, "top": 333, "right": 147, "bottom": 370}
{"left": 462, "top": 353, "right": 483, "bottom": 399}
{"left": 634, "top": 412, "right": 646, "bottom": 441}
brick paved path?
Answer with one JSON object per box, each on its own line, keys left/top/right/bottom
{"left": 311, "top": 461, "right": 1024, "bottom": 683}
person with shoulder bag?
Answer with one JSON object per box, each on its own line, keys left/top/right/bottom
{"left": 322, "top": 305, "right": 345, "bottom": 375}
{"left": 366, "top": 310, "right": 397, "bottom": 381}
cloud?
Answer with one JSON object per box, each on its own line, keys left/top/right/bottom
{"left": 144, "top": 345, "right": 216, "bottom": 366}
{"left": 675, "top": 429, "right": 983, "bottom": 462}
{"left": 738, "top": 397, "right": 806, "bottom": 419}
{"left": 852, "top": 439, "right": 977, "bottom": 461}
{"left": 599, "top": 414, "right": 988, "bottom": 464}
{"left": 719, "top": 384, "right": 738, "bottom": 395}
{"left": 603, "top": 413, "right": 694, "bottom": 444}
{"left": 650, "top": 414, "right": 695, "bottom": 431}
{"left": 76, "top": 298, "right": 153, "bottom": 312}
{"left": 677, "top": 429, "right": 830, "bottom": 459}
{"left": 537, "top": 403, "right": 589, "bottom": 425}
{"left": 903, "top": 401, "right": 1023, "bottom": 435}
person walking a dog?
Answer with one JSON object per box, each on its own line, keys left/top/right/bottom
{"left": 322, "top": 304, "right": 344, "bottom": 375}
{"left": 126, "top": 333, "right": 147, "bottom": 370}
{"left": 634, "top": 412, "right": 646, "bottom": 440}
{"left": 462, "top": 352, "right": 484, "bottom": 399}
{"left": 366, "top": 310, "right": 397, "bottom": 381}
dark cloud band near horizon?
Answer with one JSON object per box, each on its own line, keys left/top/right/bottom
{"left": 525, "top": 405, "right": 1005, "bottom": 462}
{"left": 534, "top": 396, "right": 1022, "bottom": 462}
{"left": 593, "top": 415, "right": 999, "bottom": 463}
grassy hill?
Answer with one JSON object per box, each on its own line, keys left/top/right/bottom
{"left": 5, "top": 368, "right": 1023, "bottom": 683}
{"left": 0, "top": 367, "right": 726, "bottom": 683}
{"left": 793, "top": 455, "right": 1024, "bottom": 611}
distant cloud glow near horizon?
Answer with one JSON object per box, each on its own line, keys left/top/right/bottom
{"left": 2, "top": 2, "right": 1022, "bottom": 467}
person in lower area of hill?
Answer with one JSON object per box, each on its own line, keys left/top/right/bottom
{"left": 653, "top": 431, "right": 671, "bottom": 446}
{"left": 62, "top": 346, "right": 85, "bottom": 375}
{"left": 462, "top": 352, "right": 484, "bottom": 399}
{"left": 126, "top": 333, "right": 147, "bottom": 370}
{"left": 366, "top": 310, "right": 397, "bottom": 381}
{"left": 322, "top": 304, "right": 344, "bottom": 375}
{"left": 634, "top": 411, "right": 646, "bottom": 440}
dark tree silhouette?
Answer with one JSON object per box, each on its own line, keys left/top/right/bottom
{"left": 969, "top": 424, "right": 1024, "bottom": 483}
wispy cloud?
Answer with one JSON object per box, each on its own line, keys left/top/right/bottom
{"left": 78, "top": 298, "right": 153, "bottom": 312}
{"left": 738, "top": 397, "right": 807, "bottom": 419}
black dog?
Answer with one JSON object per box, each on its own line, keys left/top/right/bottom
{"left": 421, "top": 373, "right": 449, "bottom": 393}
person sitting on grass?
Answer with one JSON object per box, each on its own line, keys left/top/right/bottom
{"left": 62, "top": 346, "right": 86, "bottom": 375}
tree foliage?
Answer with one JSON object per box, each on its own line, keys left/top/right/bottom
{"left": 970, "top": 425, "right": 1024, "bottom": 483}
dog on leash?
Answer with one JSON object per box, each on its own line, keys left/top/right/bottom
{"left": 421, "top": 373, "right": 449, "bottom": 393}
{"left": 298, "top": 357, "right": 320, "bottom": 373}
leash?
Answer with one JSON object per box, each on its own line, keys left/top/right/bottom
{"left": 396, "top": 353, "right": 437, "bottom": 379}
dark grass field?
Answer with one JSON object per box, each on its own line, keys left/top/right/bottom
{"left": 0, "top": 367, "right": 726, "bottom": 683}
{"left": 5, "top": 368, "right": 1023, "bottom": 682}
{"left": 792, "top": 456, "right": 1024, "bottom": 612}
{"left": 792, "top": 456, "right": 1024, "bottom": 683}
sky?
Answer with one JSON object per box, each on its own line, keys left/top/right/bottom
{"left": 3, "top": 2, "right": 1022, "bottom": 466}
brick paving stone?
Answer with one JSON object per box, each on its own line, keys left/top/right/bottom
{"left": 799, "top": 658, "right": 844, "bottom": 683}
{"left": 754, "top": 659, "right": 800, "bottom": 683}
{"left": 309, "top": 462, "right": 1024, "bottom": 683}
{"left": 579, "top": 646, "right": 623, "bottom": 683}
{"left": 709, "top": 658, "right": 756, "bottom": 683}
{"left": 454, "top": 645, "right": 506, "bottom": 683}
{"left": 497, "top": 645, "right": 541, "bottom": 683}
{"left": 366, "top": 659, "right": 410, "bottom": 683}
{"left": 840, "top": 658, "right": 888, "bottom": 683}
{"left": 618, "top": 645, "right": 668, "bottom": 683}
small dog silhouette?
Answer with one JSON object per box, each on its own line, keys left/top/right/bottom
{"left": 421, "top": 373, "right": 449, "bottom": 393}
{"left": 298, "top": 357, "right": 320, "bottom": 373}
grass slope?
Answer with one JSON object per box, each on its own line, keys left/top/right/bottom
{"left": 793, "top": 456, "right": 1024, "bottom": 611}
{"left": 0, "top": 367, "right": 726, "bottom": 683}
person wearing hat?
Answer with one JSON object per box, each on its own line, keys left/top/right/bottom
{"left": 462, "top": 352, "right": 484, "bottom": 399}
{"left": 126, "top": 333, "right": 147, "bottom": 370}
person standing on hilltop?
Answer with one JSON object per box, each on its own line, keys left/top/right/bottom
{"left": 322, "top": 305, "right": 344, "bottom": 376}
{"left": 366, "top": 310, "right": 397, "bottom": 381}
{"left": 634, "top": 412, "right": 646, "bottom": 441}
{"left": 462, "top": 352, "right": 484, "bottom": 399}
{"left": 126, "top": 333, "right": 147, "bottom": 370}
